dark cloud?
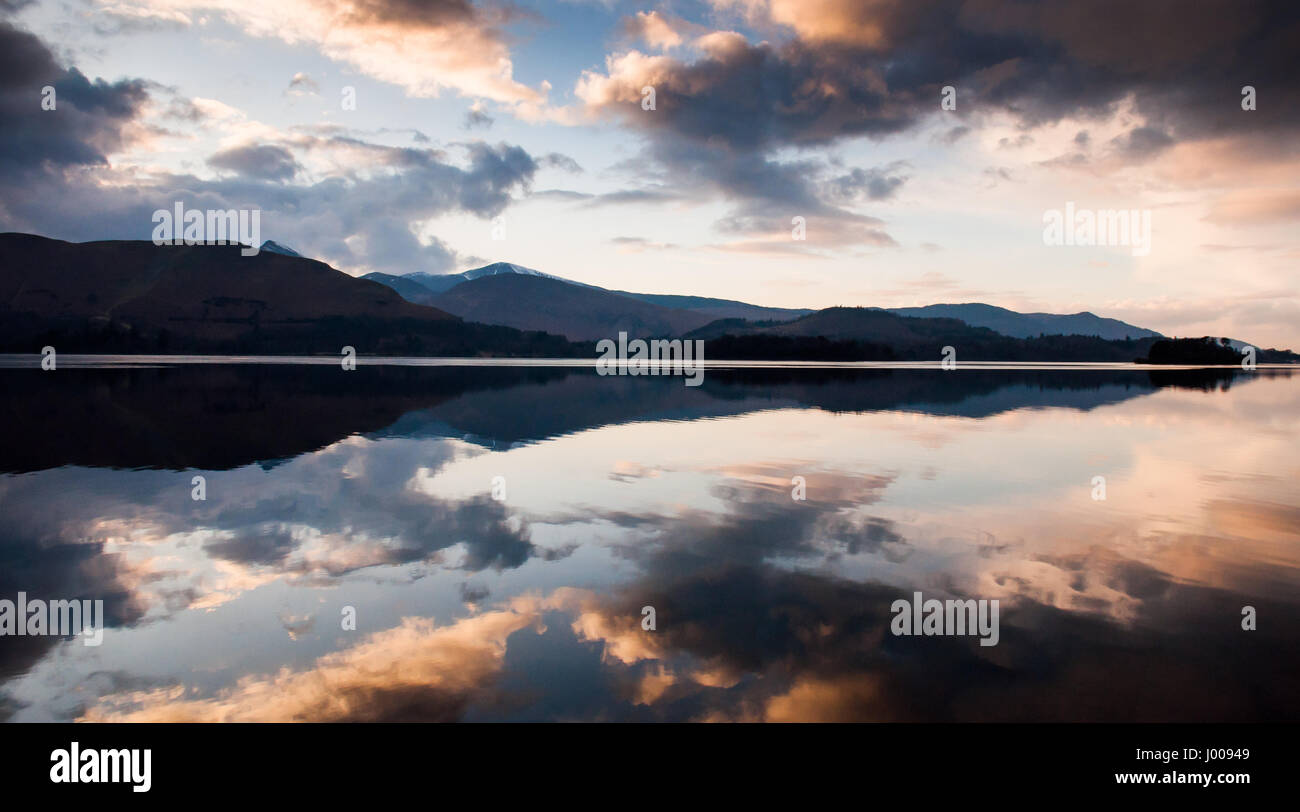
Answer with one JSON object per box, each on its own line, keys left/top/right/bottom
{"left": 205, "top": 526, "right": 300, "bottom": 566}
{"left": 518, "top": 474, "right": 1300, "bottom": 721}
{"left": 459, "top": 582, "right": 490, "bottom": 603}
{"left": 937, "top": 124, "right": 971, "bottom": 143}
{"left": 340, "top": 0, "right": 483, "bottom": 28}
{"left": 197, "top": 477, "right": 542, "bottom": 576}
{"left": 453, "top": 141, "right": 539, "bottom": 215}
{"left": 579, "top": 36, "right": 922, "bottom": 244}
{"left": 579, "top": 0, "right": 1300, "bottom": 241}
{"left": 0, "top": 22, "right": 148, "bottom": 176}
{"left": 463, "top": 106, "right": 493, "bottom": 130}
{"left": 1108, "top": 125, "right": 1175, "bottom": 160}
{"left": 208, "top": 144, "right": 301, "bottom": 182}
{"left": 825, "top": 162, "right": 910, "bottom": 202}
{"left": 539, "top": 152, "right": 582, "bottom": 173}
{"left": 287, "top": 72, "right": 320, "bottom": 94}
{"left": 528, "top": 189, "right": 592, "bottom": 202}
{"left": 0, "top": 530, "right": 146, "bottom": 682}
{"left": 0, "top": 469, "right": 157, "bottom": 684}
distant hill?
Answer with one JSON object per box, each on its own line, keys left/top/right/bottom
{"left": 360, "top": 271, "right": 441, "bottom": 306}
{"left": 399, "top": 262, "right": 581, "bottom": 295}
{"left": 7, "top": 234, "right": 1286, "bottom": 362}
{"left": 366, "top": 260, "right": 1169, "bottom": 345}
{"left": 429, "top": 274, "right": 714, "bottom": 341}
{"left": 687, "top": 306, "right": 1164, "bottom": 361}
{"left": 688, "top": 308, "right": 1300, "bottom": 362}
{"left": 1139, "top": 337, "right": 1262, "bottom": 364}
{"left": 367, "top": 263, "right": 809, "bottom": 324}
{"left": 768, "top": 307, "right": 974, "bottom": 345}
{"left": 884, "top": 303, "right": 1161, "bottom": 341}
{"left": 612, "top": 291, "right": 813, "bottom": 323}
{"left": 0, "top": 234, "right": 581, "bottom": 356}
{"left": 687, "top": 307, "right": 987, "bottom": 346}
{"left": 400, "top": 271, "right": 466, "bottom": 294}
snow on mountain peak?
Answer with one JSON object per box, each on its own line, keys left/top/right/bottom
{"left": 462, "top": 261, "right": 549, "bottom": 279}
{"left": 260, "top": 240, "right": 302, "bottom": 257}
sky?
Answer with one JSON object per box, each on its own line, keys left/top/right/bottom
{"left": 1, "top": 0, "right": 1298, "bottom": 348}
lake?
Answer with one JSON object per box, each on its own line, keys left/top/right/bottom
{"left": 1, "top": 358, "right": 1297, "bottom": 721}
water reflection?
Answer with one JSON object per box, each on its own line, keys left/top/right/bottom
{"left": 0, "top": 364, "right": 1296, "bottom": 721}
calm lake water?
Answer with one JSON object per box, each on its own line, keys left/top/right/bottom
{"left": 1, "top": 359, "right": 1297, "bottom": 721}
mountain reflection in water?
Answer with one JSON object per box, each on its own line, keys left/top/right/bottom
{"left": 0, "top": 362, "right": 1296, "bottom": 721}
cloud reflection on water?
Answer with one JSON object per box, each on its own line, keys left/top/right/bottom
{"left": 0, "top": 365, "right": 1296, "bottom": 721}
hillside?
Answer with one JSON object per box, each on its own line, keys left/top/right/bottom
{"left": 429, "top": 274, "right": 714, "bottom": 341}
{"left": 885, "top": 303, "right": 1161, "bottom": 341}
{"left": 0, "top": 234, "right": 580, "bottom": 356}
{"left": 4, "top": 234, "right": 1288, "bottom": 362}
{"left": 612, "top": 291, "right": 812, "bottom": 323}
{"left": 360, "top": 271, "right": 442, "bottom": 306}
{"left": 687, "top": 307, "right": 1163, "bottom": 361}
{"left": 403, "top": 262, "right": 580, "bottom": 295}
{"left": 362, "top": 258, "right": 1183, "bottom": 350}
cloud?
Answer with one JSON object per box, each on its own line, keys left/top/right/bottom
{"left": 1204, "top": 190, "right": 1300, "bottom": 225}
{"left": 208, "top": 143, "right": 301, "bottom": 181}
{"left": 1, "top": 134, "right": 546, "bottom": 274}
{"left": 112, "top": 0, "right": 549, "bottom": 107}
{"left": 610, "top": 236, "right": 678, "bottom": 253}
{"left": 573, "top": 0, "right": 1300, "bottom": 251}
{"left": 286, "top": 72, "right": 319, "bottom": 95}
{"left": 619, "top": 10, "right": 702, "bottom": 50}
{"left": 92, "top": 4, "right": 193, "bottom": 33}
{"left": 573, "top": 32, "right": 921, "bottom": 247}
{"left": 0, "top": 25, "right": 555, "bottom": 275}
{"left": 462, "top": 101, "right": 493, "bottom": 130}
{"left": 937, "top": 124, "right": 971, "bottom": 144}
{"left": 0, "top": 22, "right": 149, "bottom": 176}
{"left": 1108, "top": 126, "right": 1174, "bottom": 160}
{"left": 82, "top": 603, "right": 545, "bottom": 721}
{"left": 539, "top": 152, "right": 582, "bottom": 173}
{"left": 825, "top": 162, "right": 910, "bottom": 203}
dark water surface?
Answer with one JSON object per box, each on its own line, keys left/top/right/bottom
{"left": 1, "top": 360, "right": 1297, "bottom": 721}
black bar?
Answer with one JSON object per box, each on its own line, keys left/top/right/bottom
{"left": 0, "top": 723, "right": 1284, "bottom": 799}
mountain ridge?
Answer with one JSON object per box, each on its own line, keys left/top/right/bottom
{"left": 2, "top": 234, "right": 1292, "bottom": 360}
{"left": 0, "top": 233, "right": 582, "bottom": 357}
{"left": 882, "top": 303, "right": 1162, "bottom": 341}
{"left": 366, "top": 256, "right": 1166, "bottom": 344}
{"left": 428, "top": 274, "right": 712, "bottom": 341}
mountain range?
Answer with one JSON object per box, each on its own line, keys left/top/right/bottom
{"left": 367, "top": 261, "right": 1164, "bottom": 344}
{"left": 882, "top": 303, "right": 1161, "bottom": 341}
{"left": 365, "top": 262, "right": 574, "bottom": 295}
{"left": 1, "top": 233, "right": 1293, "bottom": 362}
